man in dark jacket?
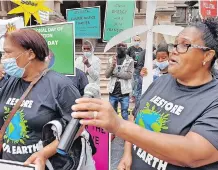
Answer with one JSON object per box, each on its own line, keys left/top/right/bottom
{"left": 127, "top": 36, "right": 143, "bottom": 103}
{"left": 67, "top": 68, "right": 88, "bottom": 96}
{"left": 133, "top": 45, "right": 156, "bottom": 104}
{"left": 127, "top": 36, "right": 143, "bottom": 66}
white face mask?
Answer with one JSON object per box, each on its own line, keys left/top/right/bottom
{"left": 134, "top": 41, "right": 140, "bottom": 47}
{"left": 83, "top": 52, "right": 92, "bottom": 57}
{"left": 155, "top": 60, "right": 169, "bottom": 70}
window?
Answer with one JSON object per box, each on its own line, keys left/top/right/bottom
{"left": 176, "top": 7, "right": 187, "bottom": 23}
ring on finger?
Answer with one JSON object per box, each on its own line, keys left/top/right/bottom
{"left": 93, "top": 111, "right": 98, "bottom": 119}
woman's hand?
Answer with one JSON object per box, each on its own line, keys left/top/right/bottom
{"left": 140, "top": 67, "right": 147, "bottom": 76}
{"left": 0, "top": 64, "right": 5, "bottom": 80}
{"left": 24, "top": 151, "right": 47, "bottom": 170}
{"left": 72, "top": 98, "right": 123, "bottom": 134}
{"left": 117, "top": 153, "right": 132, "bottom": 170}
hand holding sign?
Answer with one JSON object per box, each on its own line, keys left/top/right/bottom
{"left": 24, "top": 151, "right": 47, "bottom": 170}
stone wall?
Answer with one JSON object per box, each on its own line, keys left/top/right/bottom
{"left": 0, "top": 0, "right": 193, "bottom": 46}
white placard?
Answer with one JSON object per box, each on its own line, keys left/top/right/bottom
{"left": 0, "top": 17, "right": 24, "bottom": 52}
{"left": 39, "top": 10, "right": 49, "bottom": 23}
{"left": 0, "top": 159, "right": 36, "bottom": 170}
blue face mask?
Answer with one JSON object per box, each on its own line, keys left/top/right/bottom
{"left": 83, "top": 52, "right": 92, "bottom": 58}
{"left": 1, "top": 56, "right": 28, "bottom": 78}
{"left": 156, "top": 60, "right": 169, "bottom": 70}
{"left": 134, "top": 41, "right": 140, "bottom": 47}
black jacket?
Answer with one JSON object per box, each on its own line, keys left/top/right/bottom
{"left": 135, "top": 50, "right": 156, "bottom": 74}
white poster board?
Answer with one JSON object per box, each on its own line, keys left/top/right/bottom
{"left": 39, "top": 10, "right": 49, "bottom": 23}
{"left": 0, "top": 159, "right": 35, "bottom": 170}
{"left": 0, "top": 17, "right": 24, "bottom": 52}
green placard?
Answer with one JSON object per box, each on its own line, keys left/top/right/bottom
{"left": 28, "top": 22, "right": 75, "bottom": 75}
{"left": 103, "top": 0, "right": 135, "bottom": 42}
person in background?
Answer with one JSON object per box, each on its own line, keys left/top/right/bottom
{"left": 67, "top": 68, "right": 88, "bottom": 96}
{"left": 132, "top": 45, "right": 157, "bottom": 104}
{"left": 141, "top": 44, "right": 169, "bottom": 80}
{"left": 152, "top": 44, "right": 156, "bottom": 60}
{"left": 105, "top": 42, "right": 134, "bottom": 121}
{"left": 46, "top": 50, "right": 89, "bottom": 96}
{"left": 0, "top": 51, "right": 8, "bottom": 89}
{"left": 75, "top": 40, "right": 101, "bottom": 85}
{"left": 127, "top": 36, "right": 143, "bottom": 63}
{"left": 127, "top": 36, "right": 143, "bottom": 103}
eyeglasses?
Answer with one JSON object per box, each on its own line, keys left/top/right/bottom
{"left": 168, "top": 43, "right": 211, "bottom": 54}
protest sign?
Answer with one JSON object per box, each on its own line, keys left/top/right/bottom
{"left": 67, "top": 6, "right": 101, "bottom": 39}
{"left": 0, "top": 17, "right": 24, "bottom": 52}
{"left": 85, "top": 126, "right": 110, "bottom": 170}
{"left": 103, "top": 0, "right": 135, "bottom": 42}
{"left": 8, "top": 0, "right": 52, "bottom": 26}
{"left": 29, "top": 22, "right": 75, "bottom": 75}
{"left": 199, "top": 0, "right": 218, "bottom": 19}
{"left": 39, "top": 10, "right": 49, "bottom": 23}
{"left": 0, "top": 159, "right": 35, "bottom": 170}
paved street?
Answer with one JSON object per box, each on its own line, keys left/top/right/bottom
{"left": 111, "top": 137, "right": 125, "bottom": 170}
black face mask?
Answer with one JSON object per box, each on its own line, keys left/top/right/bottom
{"left": 117, "top": 47, "right": 127, "bottom": 57}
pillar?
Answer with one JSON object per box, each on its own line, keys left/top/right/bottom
{"left": 0, "top": 1, "right": 8, "bottom": 19}
{"left": 45, "top": 0, "right": 65, "bottom": 24}
{"left": 154, "top": 1, "right": 176, "bottom": 46}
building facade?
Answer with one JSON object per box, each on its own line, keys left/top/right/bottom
{"left": 0, "top": 0, "right": 199, "bottom": 51}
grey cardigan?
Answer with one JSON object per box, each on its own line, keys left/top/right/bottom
{"left": 105, "top": 55, "right": 134, "bottom": 94}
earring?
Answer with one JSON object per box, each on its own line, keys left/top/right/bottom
{"left": 203, "top": 61, "right": 206, "bottom": 66}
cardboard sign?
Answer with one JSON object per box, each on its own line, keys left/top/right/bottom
{"left": 0, "top": 159, "right": 35, "bottom": 170}
{"left": 103, "top": 0, "right": 135, "bottom": 42}
{"left": 0, "top": 17, "right": 24, "bottom": 52}
{"left": 85, "top": 126, "right": 110, "bottom": 170}
{"left": 199, "top": 0, "right": 218, "bottom": 19}
{"left": 8, "top": 0, "right": 52, "bottom": 26}
{"left": 67, "top": 6, "right": 101, "bottom": 39}
{"left": 29, "top": 22, "right": 75, "bottom": 75}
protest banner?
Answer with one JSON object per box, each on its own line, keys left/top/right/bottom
{"left": 29, "top": 22, "right": 75, "bottom": 75}
{"left": 0, "top": 159, "right": 35, "bottom": 170}
{"left": 85, "top": 126, "right": 110, "bottom": 170}
{"left": 66, "top": 6, "right": 101, "bottom": 39}
{"left": 199, "top": 0, "right": 218, "bottom": 19}
{"left": 39, "top": 10, "right": 49, "bottom": 23}
{"left": 8, "top": 0, "right": 52, "bottom": 26}
{"left": 0, "top": 17, "right": 24, "bottom": 52}
{"left": 103, "top": 0, "right": 135, "bottom": 42}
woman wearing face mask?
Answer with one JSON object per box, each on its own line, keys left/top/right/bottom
{"left": 75, "top": 40, "right": 101, "bottom": 85}
{"left": 140, "top": 45, "right": 169, "bottom": 80}
{"left": 0, "top": 29, "right": 81, "bottom": 170}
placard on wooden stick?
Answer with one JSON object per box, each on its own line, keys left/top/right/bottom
{"left": 0, "top": 159, "right": 35, "bottom": 170}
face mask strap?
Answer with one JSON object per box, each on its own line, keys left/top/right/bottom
{"left": 15, "top": 51, "right": 27, "bottom": 60}
{"left": 15, "top": 50, "right": 31, "bottom": 69}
